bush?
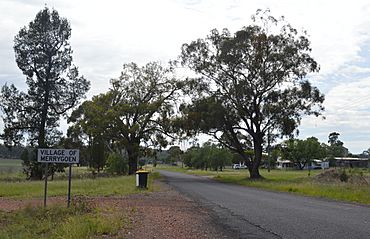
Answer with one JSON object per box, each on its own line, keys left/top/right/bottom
{"left": 339, "top": 169, "right": 348, "bottom": 182}
{"left": 105, "top": 153, "right": 128, "bottom": 175}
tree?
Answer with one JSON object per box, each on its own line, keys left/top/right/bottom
{"left": 206, "top": 144, "right": 233, "bottom": 171}
{"left": 69, "top": 62, "right": 183, "bottom": 174}
{"left": 0, "top": 8, "right": 90, "bottom": 179}
{"left": 168, "top": 146, "right": 183, "bottom": 164}
{"left": 179, "top": 10, "right": 324, "bottom": 178}
{"left": 105, "top": 152, "right": 128, "bottom": 175}
{"left": 280, "top": 137, "right": 326, "bottom": 172}
{"left": 326, "top": 132, "right": 348, "bottom": 167}
{"left": 327, "top": 132, "right": 348, "bottom": 157}
{"left": 182, "top": 143, "right": 232, "bottom": 171}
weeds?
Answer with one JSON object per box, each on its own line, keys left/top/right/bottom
{"left": 0, "top": 199, "right": 129, "bottom": 239}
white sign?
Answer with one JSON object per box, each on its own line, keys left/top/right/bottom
{"left": 37, "top": 149, "right": 79, "bottom": 164}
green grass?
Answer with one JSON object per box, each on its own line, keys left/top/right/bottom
{"left": 157, "top": 165, "right": 370, "bottom": 205}
{"left": 0, "top": 159, "right": 23, "bottom": 174}
{"left": 0, "top": 168, "right": 160, "bottom": 238}
{"left": 0, "top": 171, "right": 160, "bottom": 198}
{"left": 0, "top": 159, "right": 22, "bottom": 167}
{"left": 0, "top": 199, "right": 131, "bottom": 239}
{"left": 0, "top": 159, "right": 25, "bottom": 182}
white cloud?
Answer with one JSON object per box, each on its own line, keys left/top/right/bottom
{"left": 300, "top": 76, "right": 370, "bottom": 153}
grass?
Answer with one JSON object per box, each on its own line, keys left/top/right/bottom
{"left": 0, "top": 159, "right": 23, "bottom": 175}
{"left": 0, "top": 199, "right": 131, "bottom": 239}
{"left": 156, "top": 165, "right": 370, "bottom": 205}
{"left": 0, "top": 167, "right": 160, "bottom": 238}
{"left": 0, "top": 171, "right": 160, "bottom": 198}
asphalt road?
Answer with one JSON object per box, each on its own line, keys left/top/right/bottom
{"left": 159, "top": 170, "right": 370, "bottom": 239}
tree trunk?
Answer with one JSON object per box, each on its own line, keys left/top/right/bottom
{"left": 127, "top": 143, "right": 140, "bottom": 175}
{"left": 250, "top": 135, "right": 263, "bottom": 179}
{"left": 128, "top": 155, "right": 138, "bottom": 175}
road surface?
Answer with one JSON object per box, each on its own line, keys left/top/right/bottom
{"left": 159, "top": 170, "right": 370, "bottom": 239}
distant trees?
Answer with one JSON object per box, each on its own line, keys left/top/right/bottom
{"left": 0, "top": 145, "right": 24, "bottom": 159}
{"left": 0, "top": 8, "right": 90, "bottom": 179}
{"left": 280, "top": 137, "right": 326, "bottom": 172}
{"left": 168, "top": 146, "right": 183, "bottom": 165}
{"left": 179, "top": 10, "right": 324, "bottom": 178}
{"left": 68, "top": 62, "right": 184, "bottom": 174}
{"left": 326, "top": 132, "right": 348, "bottom": 167}
{"left": 327, "top": 132, "right": 348, "bottom": 157}
{"left": 183, "top": 143, "right": 232, "bottom": 171}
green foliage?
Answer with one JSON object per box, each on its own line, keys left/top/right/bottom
{"left": 0, "top": 7, "right": 90, "bottom": 180}
{"left": 327, "top": 132, "right": 348, "bottom": 158}
{"left": 0, "top": 7, "right": 90, "bottom": 148}
{"left": 20, "top": 148, "right": 43, "bottom": 180}
{"left": 167, "top": 146, "right": 183, "bottom": 164}
{"left": 0, "top": 145, "right": 24, "bottom": 159}
{"left": 138, "top": 158, "right": 146, "bottom": 168}
{"left": 68, "top": 62, "right": 184, "bottom": 174}
{"left": 105, "top": 153, "right": 128, "bottom": 175}
{"left": 339, "top": 169, "right": 349, "bottom": 182}
{"left": 0, "top": 202, "right": 128, "bottom": 239}
{"left": 280, "top": 137, "right": 326, "bottom": 170}
{"left": 183, "top": 144, "right": 232, "bottom": 171}
{"left": 179, "top": 9, "right": 324, "bottom": 178}
{"left": 0, "top": 173, "right": 160, "bottom": 198}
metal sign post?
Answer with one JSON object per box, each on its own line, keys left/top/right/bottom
{"left": 44, "top": 163, "right": 48, "bottom": 207}
{"left": 67, "top": 164, "right": 72, "bottom": 207}
{"left": 38, "top": 149, "right": 79, "bottom": 208}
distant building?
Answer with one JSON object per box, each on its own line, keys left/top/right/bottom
{"left": 306, "top": 159, "right": 329, "bottom": 169}
{"left": 334, "top": 157, "right": 369, "bottom": 168}
{"left": 276, "top": 159, "right": 294, "bottom": 169}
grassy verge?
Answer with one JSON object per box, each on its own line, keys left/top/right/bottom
{"left": 0, "top": 172, "right": 161, "bottom": 198}
{"left": 0, "top": 199, "right": 131, "bottom": 239}
{"left": 0, "top": 171, "right": 160, "bottom": 238}
{"left": 0, "top": 159, "right": 23, "bottom": 181}
{"left": 156, "top": 165, "right": 370, "bottom": 205}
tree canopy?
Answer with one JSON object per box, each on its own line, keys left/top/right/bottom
{"left": 280, "top": 137, "right": 326, "bottom": 170}
{"left": 179, "top": 10, "right": 324, "bottom": 178}
{"left": 68, "top": 62, "right": 184, "bottom": 174}
{"left": 327, "top": 132, "right": 348, "bottom": 158}
{"left": 0, "top": 7, "right": 90, "bottom": 179}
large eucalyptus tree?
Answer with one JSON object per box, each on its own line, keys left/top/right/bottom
{"left": 180, "top": 10, "right": 324, "bottom": 178}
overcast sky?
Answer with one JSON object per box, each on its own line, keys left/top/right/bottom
{"left": 1, "top": 0, "right": 370, "bottom": 153}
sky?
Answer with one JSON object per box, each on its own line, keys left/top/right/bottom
{"left": 1, "top": 0, "right": 370, "bottom": 153}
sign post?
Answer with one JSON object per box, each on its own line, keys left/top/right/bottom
{"left": 38, "top": 149, "right": 79, "bottom": 207}
{"left": 44, "top": 162, "right": 48, "bottom": 207}
{"left": 67, "top": 164, "right": 72, "bottom": 207}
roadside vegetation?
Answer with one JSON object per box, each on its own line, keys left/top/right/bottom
{"left": 0, "top": 198, "right": 131, "bottom": 239}
{"left": 157, "top": 165, "right": 370, "bottom": 205}
{"left": 0, "top": 161, "right": 158, "bottom": 238}
{"left": 0, "top": 7, "right": 369, "bottom": 238}
{"left": 0, "top": 165, "right": 159, "bottom": 198}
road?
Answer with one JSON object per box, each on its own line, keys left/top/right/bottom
{"left": 159, "top": 170, "right": 370, "bottom": 239}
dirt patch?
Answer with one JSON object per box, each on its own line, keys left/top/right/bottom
{"left": 0, "top": 181, "right": 233, "bottom": 238}
{"left": 0, "top": 197, "right": 66, "bottom": 212}
{"left": 315, "top": 168, "right": 369, "bottom": 185}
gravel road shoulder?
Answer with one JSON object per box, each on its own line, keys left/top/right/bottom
{"left": 125, "top": 181, "right": 235, "bottom": 238}
{"left": 0, "top": 180, "right": 236, "bottom": 238}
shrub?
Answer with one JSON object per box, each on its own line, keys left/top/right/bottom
{"left": 105, "top": 153, "right": 128, "bottom": 175}
{"left": 339, "top": 169, "right": 348, "bottom": 182}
